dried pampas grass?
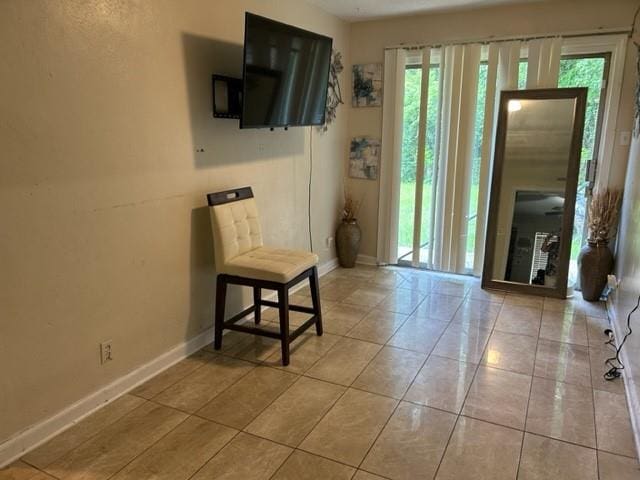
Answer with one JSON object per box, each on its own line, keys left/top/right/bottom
{"left": 587, "top": 189, "right": 622, "bottom": 243}
{"left": 341, "top": 191, "right": 362, "bottom": 223}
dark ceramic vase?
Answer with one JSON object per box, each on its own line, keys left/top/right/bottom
{"left": 579, "top": 240, "right": 614, "bottom": 302}
{"left": 336, "top": 220, "right": 361, "bottom": 268}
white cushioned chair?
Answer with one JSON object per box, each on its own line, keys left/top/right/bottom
{"left": 207, "top": 186, "right": 323, "bottom": 365}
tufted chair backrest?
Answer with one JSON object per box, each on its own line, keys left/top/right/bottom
{"left": 207, "top": 187, "right": 263, "bottom": 271}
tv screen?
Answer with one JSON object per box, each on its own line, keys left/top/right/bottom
{"left": 241, "top": 13, "right": 333, "bottom": 129}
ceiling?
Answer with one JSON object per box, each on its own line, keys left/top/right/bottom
{"left": 306, "top": 0, "right": 544, "bottom": 21}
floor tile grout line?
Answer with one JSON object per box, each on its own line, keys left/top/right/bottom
{"left": 431, "top": 289, "right": 501, "bottom": 479}
{"left": 333, "top": 301, "right": 408, "bottom": 343}
{"left": 455, "top": 411, "right": 637, "bottom": 459}
{"left": 288, "top": 322, "right": 397, "bottom": 454}
{"left": 191, "top": 372, "right": 300, "bottom": 429}
{"left": 424, "top": 288, "right": 484, "bottom": 479}
{"left": 33, "top": 399, "right": 158, "bottom": 478}
{"left": 184, "top": 428, "right": 243, "bottom": 480}
{"left": 588, "top": 345, "right": 602, "bottom": 480}
{"left": 265, "top": 447, "right": 398, "bottom": 480}
{"left": 259, "top": 373, "right": 351, "bottom": 454}
{"left": 271, "top": 292, "right": 434, "bottom": 473}
{"left": 458, "top": 413, "right": 594, "bottom": 446}
{"left": 270, "top": 384, "right": 351, "bottom": 462}
{"left": 233, "top": 430, "right": 393, "bottom": 479}
{"left": 265, "top": 443, "right": 297, "bottom": 480}
{"left": 182, "top": 368, "right": 355, "bottom": 480}
{"left": 352, "top": 339, "right": 434, "bottom": 473}
{"left": 236, "top": 371, "right": 320, "bottom": 436}
{"left": 30, "top": 345, "right": 255, "bottom": 475}
{"left": 300, "top": 325, "right": 600, "bottom": 355}
{"left": 18, "top": 462, "right": 63, "bottom": 480}
{"left": 20, "top": 396, "right": 155, "bottom": 473}
{"left": 355, "top": 288, "right": 476, "bottom": 477}
{"left": 138, "top": 382, "right": 322, "bottom": 479}
{"left": 151, "top": 353, "right": 260, "bottom": 417}
{"left": 261, "top": 386, "right": 629, "bottom": 460}
{"left": 348, "top": 286, "right": 431, "bottom": 340}
{"left": 101, "top": 408, "right": 195, "bottom": 480}
{"left": 515, "top": 305, "right": 543, "bottom": 479}
{"left": 594, "top": 447, "right": 639, "bottom": 460}
{"left": 130, "top": 350, "right": 214, "bottom": 402}
{"left": 343, "top": 314, "right": 411, "bottom": 345}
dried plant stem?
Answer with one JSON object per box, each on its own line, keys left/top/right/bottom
{"left": 341, "top": 189, "right": 362, "bottom": 223}
{"left": 587, "top": 189, "right": 621, "bottom": 243}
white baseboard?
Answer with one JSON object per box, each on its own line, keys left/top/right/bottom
{"left": 607, "top": 296, "right": 640, "bottom": 462}
{"left": 0, "top": 257, "right": 339, "bottom": 468}
{"left": 0, "top": 327, "right": 215, "bottom": 468}
{"left": 318, "top": 256, "right": 339, "bottom": 277}
{"left": 356, "top": 254, "right": 378, "bottom": 266}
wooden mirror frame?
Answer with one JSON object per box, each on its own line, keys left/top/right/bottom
{"left": 481, "top": 88, "right": 588, "bottom": 299}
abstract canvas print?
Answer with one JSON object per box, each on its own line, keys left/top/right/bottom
{"left": 352, "top": 63, "right": 383, "bottom": 107}
{"left": 349, "top": 137, "right": 381, "bottom": 180}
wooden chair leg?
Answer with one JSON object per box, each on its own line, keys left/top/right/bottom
{"left": 277, "top": 285, "right": 290, "bottom": 366}
{"left": 310, "top": 266, "right": 323, "bottom": 336}
{"left": 253, "top": 287, "right": 261, "bottom": 324}
{"left": 214, "top": 275, "right": 227, "bottom": 350}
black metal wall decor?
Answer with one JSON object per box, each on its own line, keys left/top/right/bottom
{"left": 320, "top": 49, "right": 344, "bottom": 132}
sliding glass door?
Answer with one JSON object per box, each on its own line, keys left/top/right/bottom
{"left": 396, "top": 48, "right": 610, "bottom": 281}
{"left": 558, "top": 53, "right": 610, "bottom": 284}
{"left": 397, "top": 62, "right": 440, "bottom": 266}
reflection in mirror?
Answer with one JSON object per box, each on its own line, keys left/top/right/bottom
{"left": 485, "top": 89, "right": 583, "bottom": 298}
{"left": 504, "top": 191, "right": 564, "bottom": 287}
{"left": 490, "top": 97, "right": 577, "bottom": 288}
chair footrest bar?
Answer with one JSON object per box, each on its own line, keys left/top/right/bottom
{"left": 260, "top": 300, "right": 314, "bottom": 314}
{"left": 225, "top": 323, "right": 282, "bottom": 340}
{"left": 225, "top": 305, "right": 256, "bottom": 325}
{"left": 289, "top": 316, "right": 318, "bottom": 342}
{"left": 259, "top": 299, "right": 279, "bottom": 308}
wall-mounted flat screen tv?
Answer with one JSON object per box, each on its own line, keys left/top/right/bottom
{"left": 240, "top": 13, "right": 333, "bottom": 129}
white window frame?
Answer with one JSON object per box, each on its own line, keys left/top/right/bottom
{"left": 558, "top": 34, "right": 628, "bottom": 190}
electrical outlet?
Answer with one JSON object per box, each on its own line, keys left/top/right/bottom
{"left": 325, "top": 236, "right": 334, "bottom": 249}
{"left": 100, "top": 341, "right": 113, "bottom": 364}
{"left": 607, "top": 274, "right": 619, "bottom": 290}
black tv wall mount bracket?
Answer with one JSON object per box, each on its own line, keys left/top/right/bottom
{"left": 212, "top": 75, "right": 242, "bottom": 119}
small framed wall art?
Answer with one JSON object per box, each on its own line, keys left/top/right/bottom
{"left": 352, "top": 63, "right": 383, "bottom": 107}
{"left": 349, "top": 137, "right": 381, "bottom": 180}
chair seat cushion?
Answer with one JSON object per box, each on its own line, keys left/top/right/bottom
{"left": 224, "top": 246, "right": 319, "bottom": 283}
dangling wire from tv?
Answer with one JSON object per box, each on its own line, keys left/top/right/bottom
{"left": 308, "top": 127, "right": 314, "bottom": 252}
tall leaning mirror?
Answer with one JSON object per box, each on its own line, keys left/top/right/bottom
{"left": 482, "top": 88, "right": 587, "bottom": 299}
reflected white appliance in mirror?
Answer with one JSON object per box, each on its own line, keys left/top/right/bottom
{"left": 482, "top": 88, "right": 587, "bottom": 299}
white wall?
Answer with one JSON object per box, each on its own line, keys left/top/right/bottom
{"left": 610, "top": 133, "right": 640, "bottom": 455}
{"left": 0, "top": 0, "right": 350, "bottom": 445}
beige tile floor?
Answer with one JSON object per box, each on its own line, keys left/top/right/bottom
{"left": 4, "top": 265, "right": 640, "bottom": 480}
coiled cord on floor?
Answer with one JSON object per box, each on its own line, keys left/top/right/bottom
{"left": 603, "top": 293, "right": 640, "bottom": 381}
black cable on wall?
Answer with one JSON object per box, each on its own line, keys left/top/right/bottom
{"left": 604, "top": 293, "right": 640, "bottom": 380}
{"left": 308, "top": 127, "right": 314, "bottom": 252}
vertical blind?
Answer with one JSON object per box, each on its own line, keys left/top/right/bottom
{"left": 377, "top": 48, "right": 406, "bottom": 264}
{"left": 377, "top": 37, "right": 563, "bottom": 274}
